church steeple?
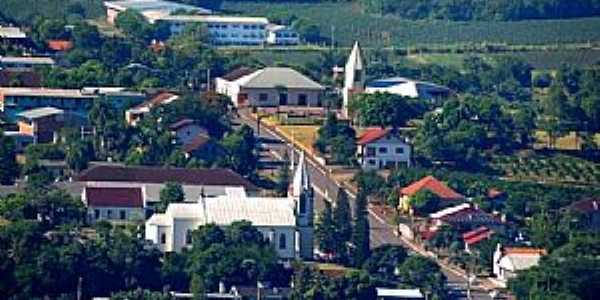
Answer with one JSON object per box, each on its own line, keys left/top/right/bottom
{"left": 343, "top": 41, "right": 365, "bottom": 117}
{"left": 289, "top": 151, "right": 313, "bottom": 225}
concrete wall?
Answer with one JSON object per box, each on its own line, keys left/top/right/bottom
{"left": 241, "top": 87, "right": 322, "bottom": 107}
{"left": 87, "top": 206, "right": 145, "bottom": 223}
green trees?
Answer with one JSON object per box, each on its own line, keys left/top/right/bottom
{"left": 219, "top": 124, "right": 257, "bottom": 177}
{"left": 115, "top": 9, "right": 157, "bottom": 42}
{"left": 315, "top": 201, "right": 336, "bottom": 255}
{"left": 290, "top": 265, "right": 376, "bottom": 300}
{"left": 397, "top": 256, "right": 447, "bottom": 299}
{"left": 187, "top": 221, "right": 280, "bottom": 290}
{"left": 333, "top": 189, "right": 352, "bottom": 259}
{"left": 315, "top": 188, "right": 353, "bottom": 262}
{"left": 349, "top": 93, "right": 419, "bottom": 128}
{"left": 362, "top": 245, "right": 407, "bottom": 285}
{"left": 157, "top": 182, "right": 185, "bottom": 213}
{"left": 314, "top": 113, "right": 356, "bottom": 165}
{"left": 410, "top": 190, "right": 441, "bottom": 215}
{"left": 190, "top": 274, "right": 206, "bottom": 300}
{"left": 274, "top": 152, "right": 290, "bottom": 196}
{"left": 0, "top": 131, "right": 19, "bottom": 185}
{"left": 350, "top": 191, "right": 370, "bottom": 267}
{"left": 509, "top": 235, "right": 600, "bottom": 300}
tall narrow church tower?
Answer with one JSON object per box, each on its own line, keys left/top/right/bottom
{"left": 342, "top": 41, "right": 365, "bottom": 117}
{"left": 289, "top": 151, "right": 314, "bottom": 259}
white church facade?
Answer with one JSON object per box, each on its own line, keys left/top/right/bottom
{"left": 145, "top": 152, "right": 314, "bottom": 259}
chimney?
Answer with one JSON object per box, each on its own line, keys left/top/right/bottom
{"left": 593, "top": 201, "right": 598, "bottom": 211}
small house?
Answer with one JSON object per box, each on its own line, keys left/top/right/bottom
{"left": 493, "top": 244, "right": 546, "bottom": 286}
{"left": 356, "top": 127, "right": 411, "bottom": 170}
{"left": 398, "top": 176, "right": 464, "bottom": 214}
{"left": 82, "top": 186, "right": 146, "bottom": 224}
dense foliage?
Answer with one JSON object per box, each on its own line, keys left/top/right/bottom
{"left": 360, "top": 0, "right": 600, "bottom": 21}
{"left": 314, "top": 113, "right": 356, "bottom": 165}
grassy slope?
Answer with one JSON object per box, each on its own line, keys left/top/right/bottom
{"left": 224, "top": 1, "right": 600, "bottom": 47}
{"left": 2, "top": 0, "right": 105, "bottom": 24}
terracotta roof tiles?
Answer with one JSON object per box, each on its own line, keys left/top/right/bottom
{"left": 401, "top": 176, "right": 464, "bottom": 200}
{"left": 85, "top": 187, "right": 143, "bottom": 208}
{"left": 356, "top": 128, "right": 390, "bottom": 145}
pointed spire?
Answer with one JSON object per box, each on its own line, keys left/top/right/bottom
{"left": 291, "top": 151, "right": 310, "bottom": 197}
{"left": 345, "top": 41, "right": 364, "bottom": 73}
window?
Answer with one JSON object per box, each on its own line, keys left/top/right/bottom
{"left": 106, "top": 209, "right": 113, "bottom": 219}
{"left": 378, "top": 147, "right": 388, "bottom": 154}
{"left": 186, "top": 230, "right": 193, "bottom": 245}
{"left": 279, "top": 233, "right": 286, "bottom": 250}
{"left": 160, "top": 233, "right": 166, "bottom": 244}
{"left": 279, "top": 93, "right": 288, "bottom": 105}
{"left": 94, "top": 209, "right": 100, "bottom": 219}
{"left": 366, "top": 147, "right": 376, "bottom": 157}
{"left": 259, "top": 93, "right": 269, "bottom": 102}
{"left": 395, "top": 147, "right": 404, "bottom": 154}
{"left": 368, "top": 159, "right": 376, "bottom": 165}
{"left": 299, "top": 194, "right": 306, "bottom": 214}
{"left": 354, "top": 70, "right": 362, "bottom": 82}
{"left": 119, "top": 210, "right": 126, "bottom": 220}
{"left": 298, "top": 94, "right": 307, "bottom": 106}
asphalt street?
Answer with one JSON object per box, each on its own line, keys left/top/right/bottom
{"left": 237, "top": 112, "right": 494, "bottom": 300}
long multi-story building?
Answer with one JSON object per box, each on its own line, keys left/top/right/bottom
{"left": 0, "top": 87, "right": 145, "bottom": 122}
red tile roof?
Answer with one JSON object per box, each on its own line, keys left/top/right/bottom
{"left": 401, "top": 176, "right": 464, "bottom": 200}
{"left": 356, "top": 128, "right": 390, "bottom": 145}
{"left": 462, "top": 226, "right": 493, "bottom": 246}
{"left": 85, "top": 187, "right": 143, "bottom": 208}
{"left": 568, "top": 198, "right": 600, "bottom": 214}
{"left": 47, "top": 40, "right": 73, "bottom": 51}
{"left": 132, "top": 92, "right": 178, "bottom": 110}
{"left": 76, "top": 165, "right": 257, "bottom": 190}
{"left": 503, "top": 247, "right": 547, "bottom": 256}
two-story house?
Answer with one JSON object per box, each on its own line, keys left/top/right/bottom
{"left": 82, "top": 186, "right": 147, "bottom": 224}
{"left": 356, "top": 128, "right": 411, "bottom": 170}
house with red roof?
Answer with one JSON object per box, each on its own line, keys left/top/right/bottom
{"left": 462, "top": 226, "right": 494, "bottom": 253}
{"left": 82, "top": 186, "right": 146, "bottom": 224}
{"left": 493, "top": 244, "right": 546, "bottom": 286}
{"left": 125, "top": 92, "right": 179, "bottom": 125}
{"left": 398, "top": 175, "right": 464, "bottom": 214}
{"left": 356, "top": 127, "right": 411, "bottom": 170}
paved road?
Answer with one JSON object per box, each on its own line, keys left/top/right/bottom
{"left": 237, "top": 112, "right": 494, "bottom": 300}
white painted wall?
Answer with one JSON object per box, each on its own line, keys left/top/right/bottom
{"left": 357, "top": 136, "right": 411, "bottom": 170}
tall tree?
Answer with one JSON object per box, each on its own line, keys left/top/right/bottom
{"left": 220, "top": 125, "right": 257, "bottom": 177}
{"left": 315, "top": 201, "right": 336, "bottom": 256}
{"left": 0, "top": 132, "right": 18, "bottom": 185}
{"left": 351, "top": 191, "right": 370, "bottom": 267}
{"left": 332, "top": 188, "right": 352, "bottom": 261}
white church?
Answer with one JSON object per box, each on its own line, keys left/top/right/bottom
{"left": 145, "top": 152, "right": 314, "bottom": 260}
{"left": 342, "top": 41, "right": 452, "bottom": 117}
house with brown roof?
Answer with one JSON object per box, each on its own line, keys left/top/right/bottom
{"left": 398, "top": 175, "right": 464, "bottom": 214}
{"left": 125, "top": 92, "right": 179, "bottom": 125}
{"left": 169, "top": 118, "right": 208, "bottom": 145}
{"left": 462, "top": 226, "right": 494, "bottom": 253}
{"left": 356, "top": 127, "right": 411, "bottom": 170}
{"left": 565, "top": 198, "right": 600, "bottom": 231}
{"left": 493, "top": 244, "right": 546, "bottom": 286}
{"left": 76, "top": 164, "right": 259, "bottom": 203}
{"left": 82, "top": 186, "right": 146, "bottom": 224}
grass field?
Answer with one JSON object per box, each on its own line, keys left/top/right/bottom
{"left": 224, "top": 1, "right": 600, "bottom": 47}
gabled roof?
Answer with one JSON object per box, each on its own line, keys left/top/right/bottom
{"left": 182, "top": 133, "right": 211, "bottom": 153}
{"left": 169, "top": 118, "right": 195, "bottom": 131}
{"left": 401, "top": 176, "right": 464, "bottom": 200}
{"left": 568, "top": 198, "right": 600, "bottom": 214}
{"left": 356, "top": 128, "right": 390, "bottom": 145}
{"left": 17, "top": 107, "right": 63, "bottom": 120}
{"left": 148, "top": 187, "right": 296, "bottom": 227}
{"left": 76, "top": 165, "right": 257, "bottom": 190}
{"left": 130, "top": 92, "right": 179, "bottom": 111}
{"left": 462, "top": 226, "right": 493, "bottom": 246}
{"left": 238, "top": 67, "right": 324, "bottom": 90}
{"left": 221, "top": 67, "right": 257, "bottom": 81}
{"left": 499, "top": 247, "right": 546, "bottom": 271}
{"left": 47, "top": 40, "right": 73, "bottom": 51}
{"left": 85, "top": 187, "right": 143, "bottom": 208}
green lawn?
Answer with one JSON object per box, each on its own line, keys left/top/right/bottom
{"left": 224, "top": 1, "right": 600, "bottom": 47}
